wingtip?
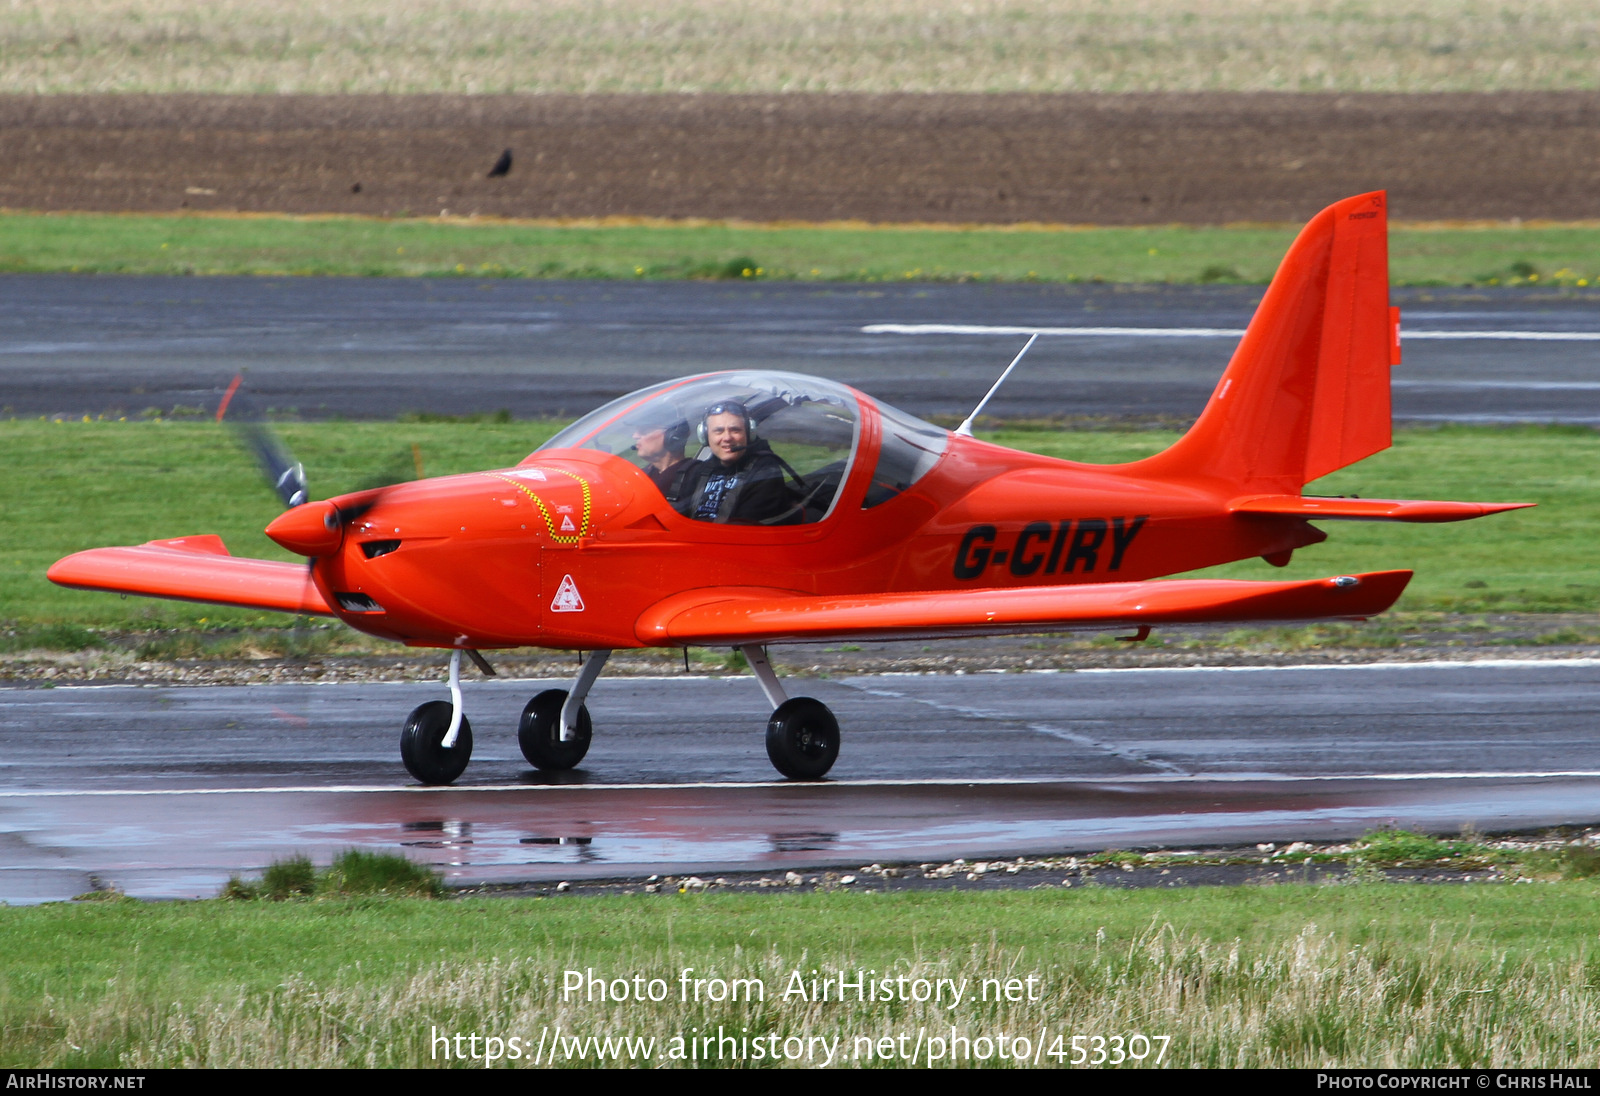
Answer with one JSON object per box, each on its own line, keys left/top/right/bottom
{"left": 1400, "top": 500, "right": 1535, "bottom": 522}
{"left": 1350, "top": 568, "right": 1413, "bottom": 613}
{"left": 1303, "top": 569, "right": 1411, "bottom": 617}
{"left": 44, "top": 555, "right": 78, "bottom": 588}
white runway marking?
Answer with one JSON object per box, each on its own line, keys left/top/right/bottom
{"left": 1394, "top": 381, "right": 1600, "bottom": 390}
{"left": 863, "top": 323, "right": 1600, "bottom": 342}
{"left": 892, "top": 657, "right": 1600, "bottom": 676}
{"left": 4, "top": 771, "right": 1600, "bottom": 798}
{"left": 1075, "top": 658, "right": 1600, "bottom": 674}
{"left": 1378, "top": 331, "right": 1600, "bottom": 342}
{"left": 865, "top": 323, "right": 1244, "bottom": 337}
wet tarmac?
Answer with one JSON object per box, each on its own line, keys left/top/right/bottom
{"left": 6, "top": 276, "right": 1600, "bottom": 424}
{"left": 4, "top": 659, "right": 1600, "bottom": 902}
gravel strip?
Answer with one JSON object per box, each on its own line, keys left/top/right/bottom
{"left": 459, "top": 828, "right": 1600, "bottom": 900}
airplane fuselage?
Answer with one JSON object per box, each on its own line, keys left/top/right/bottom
{"left": 310, "top": 413, "right": 1325, "bottom": 650}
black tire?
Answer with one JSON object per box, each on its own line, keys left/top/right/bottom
{"left": 765, "top": 697, "right": 840, "bottom": 780}
{"left": 518, "top": 689, "right": 592, "bottom": 770}
{"left": 400, "top": 700, "right": 473, "bottom": 785}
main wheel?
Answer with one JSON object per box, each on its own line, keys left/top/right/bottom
{"left": 765, "top": 697, "right": 840, "bottom": 780}
{"left": 400, "top": 700, "right": 473, "bottom": 785}
{"left": 519, "top": 689, "right": 592, "bottom": 770}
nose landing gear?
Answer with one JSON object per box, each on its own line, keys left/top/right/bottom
{"left": 400, "top": 647, "right": 482, "bottom": 785}
{"left": 400, "top": 699, "right": 474, "bottom": 784}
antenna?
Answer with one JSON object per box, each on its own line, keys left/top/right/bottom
{"left": 955, "top": 332, "right": 1039, "bottom": 437}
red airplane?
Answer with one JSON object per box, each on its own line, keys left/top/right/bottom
{"left": 49, "top": 192, "right": 1529, "bottom": 784}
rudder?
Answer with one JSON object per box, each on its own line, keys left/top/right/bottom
{"left": 1139, "top": 191, "right": 1398, "bottom": 493}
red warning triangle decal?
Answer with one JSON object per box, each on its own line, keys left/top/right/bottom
{"left": 550, "top": 573, "right": 585, "bottom": 612}
{"left": 560, "top": 513, "right": 577, "bottom": 532}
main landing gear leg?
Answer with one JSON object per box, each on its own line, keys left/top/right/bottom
{"left": 399, "top": 648, "right": 474, "bottom": 785}
{"left": 520, "top": 650, "right": 610, "bottom": 771}
{"left": 743, "top": 644, "right": 839, "bottom": 781}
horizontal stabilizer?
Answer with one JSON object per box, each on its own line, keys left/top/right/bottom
{"left": 1231, "top": 494, "right": 1534, "bottom": 523}
{"left": 638, "top": 571, "right": 1412, "bottom": 646}
{"left": 48, "top": 536, "right": 335, "bottom": 616}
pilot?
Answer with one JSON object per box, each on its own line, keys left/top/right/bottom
{"left": 632, "top": 419, "right": 693, "bottom": 503}
{"left": 675, "top": 400, "right": 799, "bottom": 524}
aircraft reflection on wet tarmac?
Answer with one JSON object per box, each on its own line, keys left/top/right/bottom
{"left": 4, "top": 660, "right": 1600, "bottom": 902}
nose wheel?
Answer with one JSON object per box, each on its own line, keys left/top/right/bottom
{"left": 400, "top": 648, "right": 482, "bottom": 785}
{"left": 400, "top": 700, "right": 474, "bottom": 784}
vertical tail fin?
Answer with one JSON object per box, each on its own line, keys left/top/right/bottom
{"left": 1139, "top": 191, "right": 1398, "bottom": 493}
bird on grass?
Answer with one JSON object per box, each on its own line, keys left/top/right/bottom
{"left": 487, "top": 149, "right": 512, "bottom": 178}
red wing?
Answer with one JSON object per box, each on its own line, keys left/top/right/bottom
{"left": 48, "top": 536, "right": 336, "bottom": 616}
{"left": 1231, "top": 494, "right": 1533, "bottom": 523}
{"left": 637, "top": 570, "right": 1412, "bottom": 646}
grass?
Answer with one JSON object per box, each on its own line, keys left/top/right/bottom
{"left": 7, "top": 211, "right": 1600, "bottom": 287}
{"left": 0, "top": 419, "right": 1589, "bottom": 634}
{"left": 222, "top": 851, "right": 444, "bottom": 900}
{"left": 1521, "top": 846, "right": 1600, "bottom": 881}
{"left": 4, "top": 881, "right": 1600, "bottom": 1066}
{"left": 3, "top": 0, "right": 1600, "bottom": 94}
{"left": 256, "top": 854, "right": 316, "bottom": 900}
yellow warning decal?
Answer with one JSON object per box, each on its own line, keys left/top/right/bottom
{"left": 483, "top": 468, "right": 593, "bottom": 544}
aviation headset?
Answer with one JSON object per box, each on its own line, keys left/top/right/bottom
{"left": 631, "top": 418, "right": 693, "bottom": 454}
{"left": 663, "top": 418, "right": 692, "bottom": 453}
{"left": 697, "top": 400, "right": 757, "bottom": 446}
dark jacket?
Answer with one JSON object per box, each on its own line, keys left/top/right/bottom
{"left": 644, "top": 457, "right": 693, "bottom": 504}
{"left": 674, "top": 445, "right": 800, "bottom": 524}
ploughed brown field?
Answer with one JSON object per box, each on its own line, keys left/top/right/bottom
{"left": 4, "top": 92, "right": 1600, "bottom": 225}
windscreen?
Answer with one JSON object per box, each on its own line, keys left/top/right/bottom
{"left": 862, "top": 400, "right": 950, "bottom": 508}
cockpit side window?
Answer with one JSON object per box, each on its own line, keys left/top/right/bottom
{"left": 862, "top": 401, "right": 950, "bottom": 509}
{"left": 537, "top": 372, "right": 861, "bottom": 525}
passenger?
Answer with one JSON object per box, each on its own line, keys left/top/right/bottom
{"left": 632, "top": 420, "right": 693, "bottom": 503}
{"left": 675, "top": 400, "right": 799, "bottom": 524}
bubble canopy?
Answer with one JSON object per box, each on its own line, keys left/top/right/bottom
{"left": 538, "top": 371, "right": 866, "bottom": 524}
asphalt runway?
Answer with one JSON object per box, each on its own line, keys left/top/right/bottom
{"left": 7, "top": 275, "right": 1600, "bottom": 423}
{"left": 4, "top": 660, "right": 1600, "bottom": 902}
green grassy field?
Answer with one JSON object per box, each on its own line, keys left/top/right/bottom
{"left": 0, "top": 419, "right": 1584, "bottom": 637}
{"left": 3, "top": 0, "right": 1596, "bottom": 94}
{"left": 4, "top": 882, "right": 1599, "bottom": 1067}
{"left": 5, "top": 211, "right": 1599, "bottom": 287}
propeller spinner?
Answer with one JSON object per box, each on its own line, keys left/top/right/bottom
{"left": 264, "top": 500, "right": 343, "bottom": 556}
